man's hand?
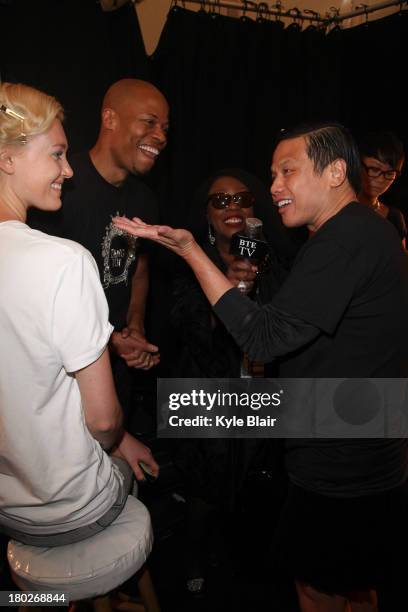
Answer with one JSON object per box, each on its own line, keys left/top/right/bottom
{"left": 111, "top": 431, "right": 159, "bottom": 481}
{"left": 113, "top": 216, "right": 235, "bottom": 307}
{"left": 110, "top": 329, "right": 159, "bottom": 370}
{"left": 113, "top": 216, "right": 196, "bottom": 259}
{"left": 226, "top": 257, "right": 258, "bottom": 293}
{"left": 122, "top": 327, "right": 160, "bottom": 369}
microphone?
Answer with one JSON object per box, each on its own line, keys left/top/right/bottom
{"left": 229, "top": 218, "right": 267, "bottom": 378}
{"left": 229, "top": 217, "right": 268, "bottom": 293}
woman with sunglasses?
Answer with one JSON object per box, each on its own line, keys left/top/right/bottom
{"left": 358, "top": 130, "right": 406, "bottom": 247}
{"left": 170, "top": 168, "right": 297, "bottom": 379}
{"left": 166, "top": 168, "right": 295, "bottom": 595}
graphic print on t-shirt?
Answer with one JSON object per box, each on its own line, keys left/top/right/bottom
{"left": 101, "top": 212, "right": 138, "bottom": 289}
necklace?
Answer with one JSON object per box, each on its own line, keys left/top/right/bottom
{"left": 373, "top": 200, "right": 381, "bottom": 212}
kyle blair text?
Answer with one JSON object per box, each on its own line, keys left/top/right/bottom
{"left": 168, "top": 415, "right": 278, "bottom": 428}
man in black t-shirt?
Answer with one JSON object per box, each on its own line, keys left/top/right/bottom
{"left": 113, "top": 122, "right": 408, "bottom": 611}
{"left": 30, "top": 79, "right": 169, "bottom": 421}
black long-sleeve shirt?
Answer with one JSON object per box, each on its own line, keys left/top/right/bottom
{"left": 213, "top": 203, "right": 408, "bottom": 496}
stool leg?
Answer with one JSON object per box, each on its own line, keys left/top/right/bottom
{"left": 110, "top": 595, "right": 144, "bottom": 612}
{"left": 136, "top": 566, "right": 160, "bottom": 612}
{"left": 93, "top": 595, "right": 113, "bottom": 612}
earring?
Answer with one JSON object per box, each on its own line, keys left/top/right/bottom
{"left": 208, "top": 223, "right": 216, "bottom": 245}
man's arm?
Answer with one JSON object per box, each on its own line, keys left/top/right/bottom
{"left": 111, "top": 219, "right": 319, "bottom": 362}
{"left": 127, "top": 252, "right": 149, "bottom": 333}
{"left": 214, "top": 290, "right": 319, "bottom": 362}
{"left": 111, "top": 218, "right": 240, "bottom": 305}
{"left": 75, "top": 348, "right": 123, "bottom": 450}
{"left": 110, "top": 254, "right": 159, "bottom": 369}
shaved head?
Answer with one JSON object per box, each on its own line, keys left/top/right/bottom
{"left": 92, "top": 78, "right": 169, "bottom": 184}
{"left": 102, "top": 79, "right": 168, "bottom": 115}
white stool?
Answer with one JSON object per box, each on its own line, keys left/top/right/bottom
{"left": 7, "top": 495, "right": 153, "bottom": 602}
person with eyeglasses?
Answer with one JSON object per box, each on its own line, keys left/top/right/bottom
{"left": 357, "top": 130, "right": 406, "bottom": 247}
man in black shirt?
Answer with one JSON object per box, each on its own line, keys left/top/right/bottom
{"left": 114, "top": 122, "right": 408, "bottom": 611}
{"left": 30, "top": 79, "right": 169, "bottom": 422}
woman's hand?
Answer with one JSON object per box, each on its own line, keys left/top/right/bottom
{"left": 226, "top": 257, "right": 258, "bottom": 293}
{"left": 111, "top": 431, "right": 159, "bottom": 482}
{"left": 113, "top": 216, "right": 196, "bottom": 259}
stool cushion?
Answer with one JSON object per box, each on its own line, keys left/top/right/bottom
{"left": 7, "top": 496, "right": 152, "bottom": 601}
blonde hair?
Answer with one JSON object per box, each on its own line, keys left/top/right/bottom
{"left": 0, "top": 82, "right": 64, "bottom": 146}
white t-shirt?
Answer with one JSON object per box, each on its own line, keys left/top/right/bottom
{"left": 0, "top": 221, "right": 120, "bottom": 534}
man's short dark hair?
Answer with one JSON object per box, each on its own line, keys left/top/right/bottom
{"left": 357, "top": 130, "right": 405, "bottom": 171}
{"left": 277, "top": 121, "right": 362, "bottom": 194}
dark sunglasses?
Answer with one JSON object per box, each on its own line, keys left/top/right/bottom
{"left": 207, "top": 191, "right": 255, "bottom": 210}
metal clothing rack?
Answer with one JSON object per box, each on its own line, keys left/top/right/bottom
{"left": 175, "top": 0, "right": 407, "bottom": 27}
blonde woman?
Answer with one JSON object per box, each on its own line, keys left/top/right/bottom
{"left": 0, "top": 83, "right": 157, "bottom": 546}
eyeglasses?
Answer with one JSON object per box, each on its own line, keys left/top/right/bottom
{"left": 362, "top": 163, "right": 400, "bottom": 181}
{"left": 207, "top": 191, "right": 255, "bottom": 210}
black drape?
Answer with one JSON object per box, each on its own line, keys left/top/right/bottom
{"left": 0, "top": 0, "right": 150, "bottom": 152}
{"left": 1, "top": 2, "right": 406, "bottom": 219}
{"left": 151, "top": 6, "right": 408, "bottom": 224}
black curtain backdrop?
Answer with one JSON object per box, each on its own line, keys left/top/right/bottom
{"left": 151, "top": 6, "right": 408, "bottom": 225}
{"left": 0, "top": 0, "right": 150, "bottom": 153}
{"left": 1, "top": 2, "right": 406, "bottom": 221}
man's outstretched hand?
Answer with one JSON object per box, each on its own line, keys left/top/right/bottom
{"left": 113, "top": 216, "right": 196, "bottom": 259}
